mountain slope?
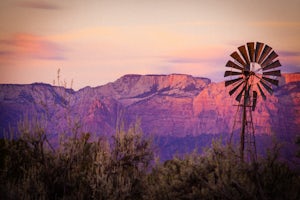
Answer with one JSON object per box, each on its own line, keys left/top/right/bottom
{"left": 1, "top": 73, "right": 299, "bottom": 136}
{"left": 1, "top": 73, "right": 299, "bottom": 159}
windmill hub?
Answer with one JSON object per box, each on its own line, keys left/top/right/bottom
{"left": 244, "top": 62, "right": 260, "bottom": 74}
{"left": 249, "top": 62, "right": 261, "bottom": 73}
{"left": 244, "top": 63, "right": 262, "bottom": 84}
{"left": 243, "top": 69, "right": 250, "bottom": 77}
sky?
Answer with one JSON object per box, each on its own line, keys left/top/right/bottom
{"left": 0, "top": 0, "right": 299, "bottom": 90}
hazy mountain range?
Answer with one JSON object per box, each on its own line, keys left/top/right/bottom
{"left": 1, "top": 73, "right": 299, "bottom": 160}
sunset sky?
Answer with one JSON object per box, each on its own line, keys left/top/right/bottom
{"left": 0, "top": 0, "right": 299, "bottom": 90}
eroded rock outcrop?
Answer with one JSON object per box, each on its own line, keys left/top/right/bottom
{"left": 0, "top": 73, "right": 299, "bottom": 141}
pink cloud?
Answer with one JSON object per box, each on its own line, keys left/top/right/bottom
{"left": 0, "top": 33, "right": 65, "bottom": 61}
{"left": 250, "top": 21, "right": 300, "bottom": 28}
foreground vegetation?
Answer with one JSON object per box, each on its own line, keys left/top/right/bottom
{"left": 1, "top": 121, "right": 300, "bottom": 200}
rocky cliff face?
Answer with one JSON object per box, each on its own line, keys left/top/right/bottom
{"left": 0, "top": 73, "right": 299, "bottom": 144}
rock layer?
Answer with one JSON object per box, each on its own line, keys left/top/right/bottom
{"left": 0, "top": 73, "right": 299, "bottom": 141}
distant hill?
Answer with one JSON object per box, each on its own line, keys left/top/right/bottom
{"left": 1, "top": 73, "right": 299, "bottom": 160}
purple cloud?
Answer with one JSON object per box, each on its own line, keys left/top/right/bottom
{"left": 167, "top": 57, "right": 205, "bottom": 64}
{"left": 17, "top": 1, "right": 61, "bottom": 10}
{"left": 278, "top": 50, "right": 300, "bottom": 57}
{"left": 164, "top": 56, "right": 226, "bottom": 65}
{"left": 281, "top": 65, "right": 300, "bottom": 73}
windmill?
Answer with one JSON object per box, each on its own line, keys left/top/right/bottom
{"left": 224, "top": 42, "right": 281, "bottom": 161}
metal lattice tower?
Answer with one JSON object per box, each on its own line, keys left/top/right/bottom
{"left": 225, "top": 42, "right": 281, "bottom": 162}
{"left": 230, "top": 80, "right": 257, "bottom": 162}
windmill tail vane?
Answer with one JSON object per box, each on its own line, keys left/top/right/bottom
{"left": 224, "top": 41, "right": 281, "bottom": 162}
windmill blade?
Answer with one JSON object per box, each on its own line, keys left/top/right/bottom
{"left": 238, "top": 45, "right": 250, "bottom": 64}
{"left": 231, "top": 51, "right": 247, "bottom": 67}
{"left": 260, "top": 80, "right": 273, "bottom": 94}
{"left": 224, "top": 71, "right": 243, "bottom": 77}
{"left": 263, "top": 70, "right": 281, "bottom": 76}
{"left": 262, "top": 76, "right": 279, "bottom": 86}
{"left": 225, "top": 42, "right": 280, "bottom": 107}
{"left": 257, "top": 83, "right": 266, "bottom": 100}
{"left": 261, "top": 51, "right": 278, "bottom": 68}
{"left": 263, "top": 60, "right": 281, "bottom": 71}
{"left": 235, "top": 85, "right": 246, "bottom": 102}
{"left": 255, "top": 42, "right": 264, "bottom": 62}
{"left": 258, "top": 45, "right": 272, "bottom": 64}
{"left": 225, "top": 60, "right": 244, "bottom": 71}
{"left": 247, "top": 42, "right": 255, "bottom": 62}
{"left": 225, "top": 77, "right": 243, "bottom": 87}
{"left": 252, "top": 91, "right": 258, "bottom": 111}
{"left": 229, "top": 81, "right": 244, "bottom": 96}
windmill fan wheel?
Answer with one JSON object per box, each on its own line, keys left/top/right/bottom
{"left": 224, "top": 42, "right": 281, "bottom": 110}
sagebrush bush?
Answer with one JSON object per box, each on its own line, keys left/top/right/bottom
{"left": 145, "top": 141, "right": 300, "bottom": 200}
{"left": 1, "top": 121, "right": 299, "bottom": 200}
{"left": 0, "top": 119, "right": 153, "bottom": 200}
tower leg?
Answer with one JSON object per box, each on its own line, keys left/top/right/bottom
{"left": 240, "top": 102, "right": 246, "bottom": 161}
{"left": 240, "top": 81, "right": 248, "bottom": 161}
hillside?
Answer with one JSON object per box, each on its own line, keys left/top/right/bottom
{"left": 0, "top": 73, "right": 299, "bottom": 159}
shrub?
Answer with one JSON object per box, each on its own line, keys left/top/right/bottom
{"left": 87, "top": 121, "right": 153, "bottom": 200}
{"left": 1, "top": 118, "right": 299, "bottom": 199}
{"left": 0, "top": 120, "right": 153, "bottom": 200}
{"left": 145, "top": 141, "right": 300, "bottom": 200}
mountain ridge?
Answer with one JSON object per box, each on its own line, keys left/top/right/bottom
{"left": 0, "top": 73, "right": 299, "bottom": 139}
